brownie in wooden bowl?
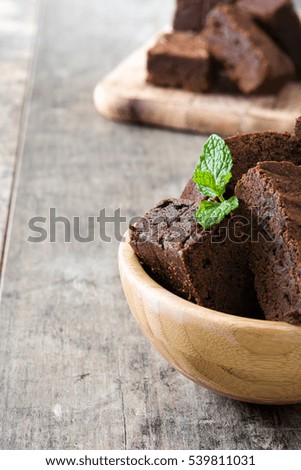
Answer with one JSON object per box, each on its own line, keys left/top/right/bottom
{"left": 236, "top": 161, "right": 301, "bottom": 324}
{"left": 181, "top": 127, "right": 301, "bottom": 201}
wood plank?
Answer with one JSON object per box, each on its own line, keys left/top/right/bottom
{"left": 0, "top": 0, "right": 38, "bottom": 271}
{"left": 2, "top": 0, "right": 301, "bottom": 451}
{"left": 94, "top": 39, "right": 301, "bottom": 136}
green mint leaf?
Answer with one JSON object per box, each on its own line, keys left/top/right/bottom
{"left": 193, "top": 134, "right": 233, "bottom": 198}
{"left": 195, "top": 196, "right": 239, "bottom": 230}
{"left": 192, "top": 134, "right": 239, "bottom": 229}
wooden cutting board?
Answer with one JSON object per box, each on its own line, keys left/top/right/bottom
{"left": 93, "top": 35, "right": 301, "bottom": 136}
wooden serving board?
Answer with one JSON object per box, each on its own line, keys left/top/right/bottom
{"left": 94, "top": 36, "right": 301, "bottom": 136}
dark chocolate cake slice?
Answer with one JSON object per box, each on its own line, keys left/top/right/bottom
{"left": 147, "top": 32, "right": 212, "bottom": 92}
{"left": 203, "top": 4, "right": 295, "bottom": 94}
{"left": 237, "top": 0, "right": 301, "bottom": 77}
{"left": 130, "top": 198, "right": 261, "bottom": 317}
{"left": 235, "top": 161, "right": 301, "bottom": 324}
{"left": 181, "top": 130, "right": 301, "bottom": 201}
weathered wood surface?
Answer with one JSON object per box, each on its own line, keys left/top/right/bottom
{"left": 1, "top": 0, "right": 301, "bottom": 450}
{"left": 0, "top": 0, "right": 37, "bottom": 270}
{"left": 94, "top": 36, "right": 301, "bottom": 136}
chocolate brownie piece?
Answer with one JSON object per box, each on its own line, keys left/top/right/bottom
{"left": 295, "top": 116, "right": 301, "bottom": 138}
{"left": 180, "top": 177, "right": 203, "bottom": 202}
{"left": 212, "top": 63, "right": 240, "bottom": 94}
{"left": 130, "top": 198, "right": 261, "bottom": 317}
{"left": 235, "top": 162, "right": 301, "bottom": 324}
{"left": 228, "top": 131, "right": 301, "bottom": 190}
{"left": 181, "top": 131, "right": 301, "bottom": 201}
{"left": 203, "top": 4, "right": 295, "bottom": 94}
{"left": 173, "top": 0, "right": 234, "bottom": 32}
{"left": 147, "top": 32, "right": 212, "bottom": 92}
{"left": 237, "top": 0, "right": 301, "bottom": 77}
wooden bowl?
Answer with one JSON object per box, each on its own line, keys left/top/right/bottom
{"left": 119, "top": 234, "right": 301, "bottom": 404}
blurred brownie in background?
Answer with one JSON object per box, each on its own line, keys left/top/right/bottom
{"left": 173, "top": 0, "right": 234, "bottom": 32}
{"left": 237, "top": 0, "right": 301, "bottom": 77}
{"left": 147, "top": 32, "right": 212, "bottom": 92}
{"left": 204, "top": 4, "right": 295, "bottom": 94}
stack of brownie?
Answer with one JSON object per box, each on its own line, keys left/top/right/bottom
{"left": 147, "top": 0, "right": 301, "bottom": 94}
{"left": 130, "top": 118, "right": 301, "bottom": 324}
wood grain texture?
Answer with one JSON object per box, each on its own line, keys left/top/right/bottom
{"left": 94, "top": 38, "right": 301, "bottom": 136}
{"left": 119, "top": 237, "right": 301, "bottom": 405}
{"left": 0, "top": 0, "right": 38, "bottom": 268}
{"left": 1, "top": 0, "right": 301, "bottom": 451}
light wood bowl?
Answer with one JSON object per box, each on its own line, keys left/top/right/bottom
{"left": 119, "top": 234, "right": 301, "bottom": 404}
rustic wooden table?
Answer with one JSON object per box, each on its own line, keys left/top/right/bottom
{"left": 1, "top": 0, "right": 301, "bottom": 450}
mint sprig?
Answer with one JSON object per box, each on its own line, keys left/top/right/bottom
{"left": 193, "top": 134, "right": 239, "bottom": 229}
{"left": 195, "top": 196, "right": 239, "bottom": 230}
